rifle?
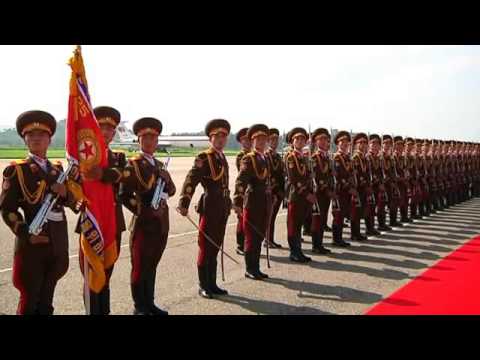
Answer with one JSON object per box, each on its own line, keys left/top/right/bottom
{"left": 281, "top": 130, "right": 289, "bottom": 209}
{"left": 151, "top": 150, "right": 172, "bottom": 210}
{"left": 308, "top": 125, "right": 321, "bottom": 216}
{"left": 366, "top": 154, "right": 376, "bottom": 206}
{"left": 349, "top": 133, "right": 361, "bottom": 208}
{"left": 391, "top": 154, "right": 402, "bottom": 199}
{"left": 380, "top": 154, "right": 390, "bottom": 203}
{"left": 330, "top": 154, "right": 341, "bottom": 215}
{"left": 29, "top": 159, "right": 75, "bottom": 236}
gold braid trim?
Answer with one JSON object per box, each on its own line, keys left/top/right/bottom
{"left": 132, "top": 160, "right": 155, "bottom": 190}
{"left": 267, "top": 152, "right": 280, "bottom": 171}
{"left": 15, "top": 165, "right": 46, "bottom": 205}
{"left": 314, "top": 154, "right": 329, "bottom": 174}
{"left": 335, "top": 153, "right": 351, "bottom": 172}
{"left": 206, "top": 153, "right": 224, "bottom": 182}
{"left": 383, "top": 156, "right": 391, "bottom": 170}
{"left": 247, "top": 153, "right": 268, "bottom": 180}
{"left": 288, "top": 152, "right": 306, "bottom": 176}
{"left": 352, "top": 153, "right": 366, "bottom": 172}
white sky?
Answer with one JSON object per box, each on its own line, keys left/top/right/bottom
{"left": 0, "top": 45, "right": 479, "bottom": 140}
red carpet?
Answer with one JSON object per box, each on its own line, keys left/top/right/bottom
{"left": 365, "top": 235, "right": 480, "bottom": 315}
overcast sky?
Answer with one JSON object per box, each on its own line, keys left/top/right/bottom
{"left": 0, "top": 45, "right": 479, "bottom": 140}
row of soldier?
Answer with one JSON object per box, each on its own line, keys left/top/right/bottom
{"left": 1, "top": 107, "right": 479, "bottom": 315}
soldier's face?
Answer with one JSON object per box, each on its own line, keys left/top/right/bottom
{"left": 211, "top": 132, "right": 228, "bottom": 150}
{"left": 406, "top": 143, "right": 414, "bottom": 153}
{"left": 395, "top": 143, "right": 404, "bottom": 153}
{"left": 356, "top": 139, "right": 367, "bottom": 153}
{"left": 100, "top": 124, "right": 116, "bottom": 145}
{"left": 316, "top": 136, "right": 330, "bottom": 151}
{"left": 24, "top": 130, "right": 51, "bottom": 156}
{"left": 269, "top": 135, "right": 279, "bottom": 150}
{"left": 338, "top": 139, "right": 350, "bottom": 153}
{"left": 254, "top": 135, "right": 268, "bottom": 153}
{"left": 369, "top": 141, "right": 380, "bottom": 154}
{"left": 293, "top": 135, "right": 306, "bottom": 150}
{"left": 139, "top": 133, "right": 158, "bottom": 154}
{"left": 383, "top": 140, "right": 392, "bottom": 153}
{"left": 240, "top": 138, "right": 251, "bottom": 150}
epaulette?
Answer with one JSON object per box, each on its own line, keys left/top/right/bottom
{"left": 3, "top": 164, "right": 17, "bottom": 179}
{"left": 130, "top": 155, "right": 143, "bottom": 162}
{"left": 10, "top": 159, "right": 27, "bottom": 166}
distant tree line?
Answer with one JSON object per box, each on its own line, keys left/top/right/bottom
{"left": 0, "top": 121, "right": 290, "bottom": 151}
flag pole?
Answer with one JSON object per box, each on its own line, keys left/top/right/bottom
{"left": 84, "top": 242, "right": 91, "bottom": 315}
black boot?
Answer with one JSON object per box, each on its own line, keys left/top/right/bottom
{"left": 389, "top": 209, "right": 403, "bottom": 227}
{"left": 255, "top": 248, "right": 269, "bottom": 279}
{"left": 146, "top": 271, "right": 168, "bottom": 316}
{"left": 37, "top": 304, "right": 54, "bottom": 315}
{"left": 198, "top": 264, "right": 213, "bottom": 298}
{"left": 245, "top": 251, "right": 263, "bottom": 280}
{"left": 131, "top": 282, "right": 150, "bottom": 315}
{"left": 312, "top": 232, "right": 331, "bottom": 254}
{"left": 377, "top": 213, "right": 392, "bottom": 231}
{"left": 332, "top": 223, "right": 350, "bottom": 247}
{"left": 365, "top": 216, "right": 381, "bottom": 236}
{"left": 100, "top": 287, "right": 111, "bottom": 315}
{"left": 350, "top": 219, "right": 367, "bottom": 241}
{"left": 209, "top": 259, "right": 229, "bottom": 295}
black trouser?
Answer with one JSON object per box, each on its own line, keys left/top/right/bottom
{"left": 13, "top": 221, "right": 69, "bottom": 315}
{"left": 311, "top": 193, "right": 330, "bottom": 248}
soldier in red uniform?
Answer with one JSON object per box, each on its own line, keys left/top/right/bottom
{"left": 234, "top": 124, "right": 271, "bottom": 279}
{"left": 285, "top": 127, "right": 315, "bottom": 262}
{"left": 234, "top": 128, "right": 250, "bottom": 256}
{"left": 76, "top": 106, "right": 127, "bottom": 315}
{"left": 310, "top": 128, "right": 333, "bottom": 254}
{"left": 265, "top": 128, "right": 285, "bottom": 249}
{"left": 331, "top": 130, "right": 357, "bottom": 247}
{"left": 177, "top": 119, "right": 232, "bottom": 299}
{"left": 393, "top": 136, "right": 413, "bottom": 223}
{"left": 382, "top": 135, "right": 403, "bottom": 227}
{"left": 121, "top": 117, "right": 176, "bottom": 315}
{"left": 405, "top": 137, "right": 422, "bottom": 220}
{"left": 351, "top": 132, "right": 378, "bottom": 239}
{"left": 0, "top": 111, "right": 78, "bottom": 315}
{"left": 419, "top": 139, "right": 433, "bottom": 216}
{"left": 367, "top": 134, "right": 392, "bottom": 232}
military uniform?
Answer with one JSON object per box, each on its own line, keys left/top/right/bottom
{"left": 367, "top": 134, "right": 391, "bottom": 232}
{"left": 178, "top": 119, "right": 232, "bottom": 298}
{"left": 234, "top": 124, "right": 271, "bottom": 280}
{"left": 265, "top": 128, "right": 285, "bottom": 248}
{"left": 310, "top": 128, "right": 334, "bottom": 253}
{"left": 405, "top": 137, "right": 422, "bottom": 220}
{"left": 234, "top": 127, "right": 249, "bottom": 255}
{"left": 418, "top": 139, "right": 432, "bottom": 217}
{"left": 331, "top": 130, "right": 355, "bottom": 247}
{"left": 382, "top": 135, "right": 402, "bottom": 227}
{"left": 432, "top": 140, "right": 446, "bottom": 210}
{"left": 351, "top": 133, "right": 377, "bottom": 239}
{"left": 121, "top": 117, "right": 176, "bottom": 315}
{"left": 285, "top": 127, "right": 314, "bottom": 261}
{"left": 393, "top": 136, "right": 412, "bottom": 223}
{"left": 75, "top": 106, "right": 127, "bottom": 315}
{"left": 0, "top": 111, "right": 77, "bottom": 315}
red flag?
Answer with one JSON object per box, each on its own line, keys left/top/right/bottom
{"left": 66, "top": 46, "right": 117, "bottom": 293}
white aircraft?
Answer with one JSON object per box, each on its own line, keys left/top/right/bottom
{"left": 112, "top": 121, "right": 210, "bottom": 151}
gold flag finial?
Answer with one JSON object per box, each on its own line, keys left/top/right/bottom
{"left": 68, "top": 45, "right": 88, "bottom": 95}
